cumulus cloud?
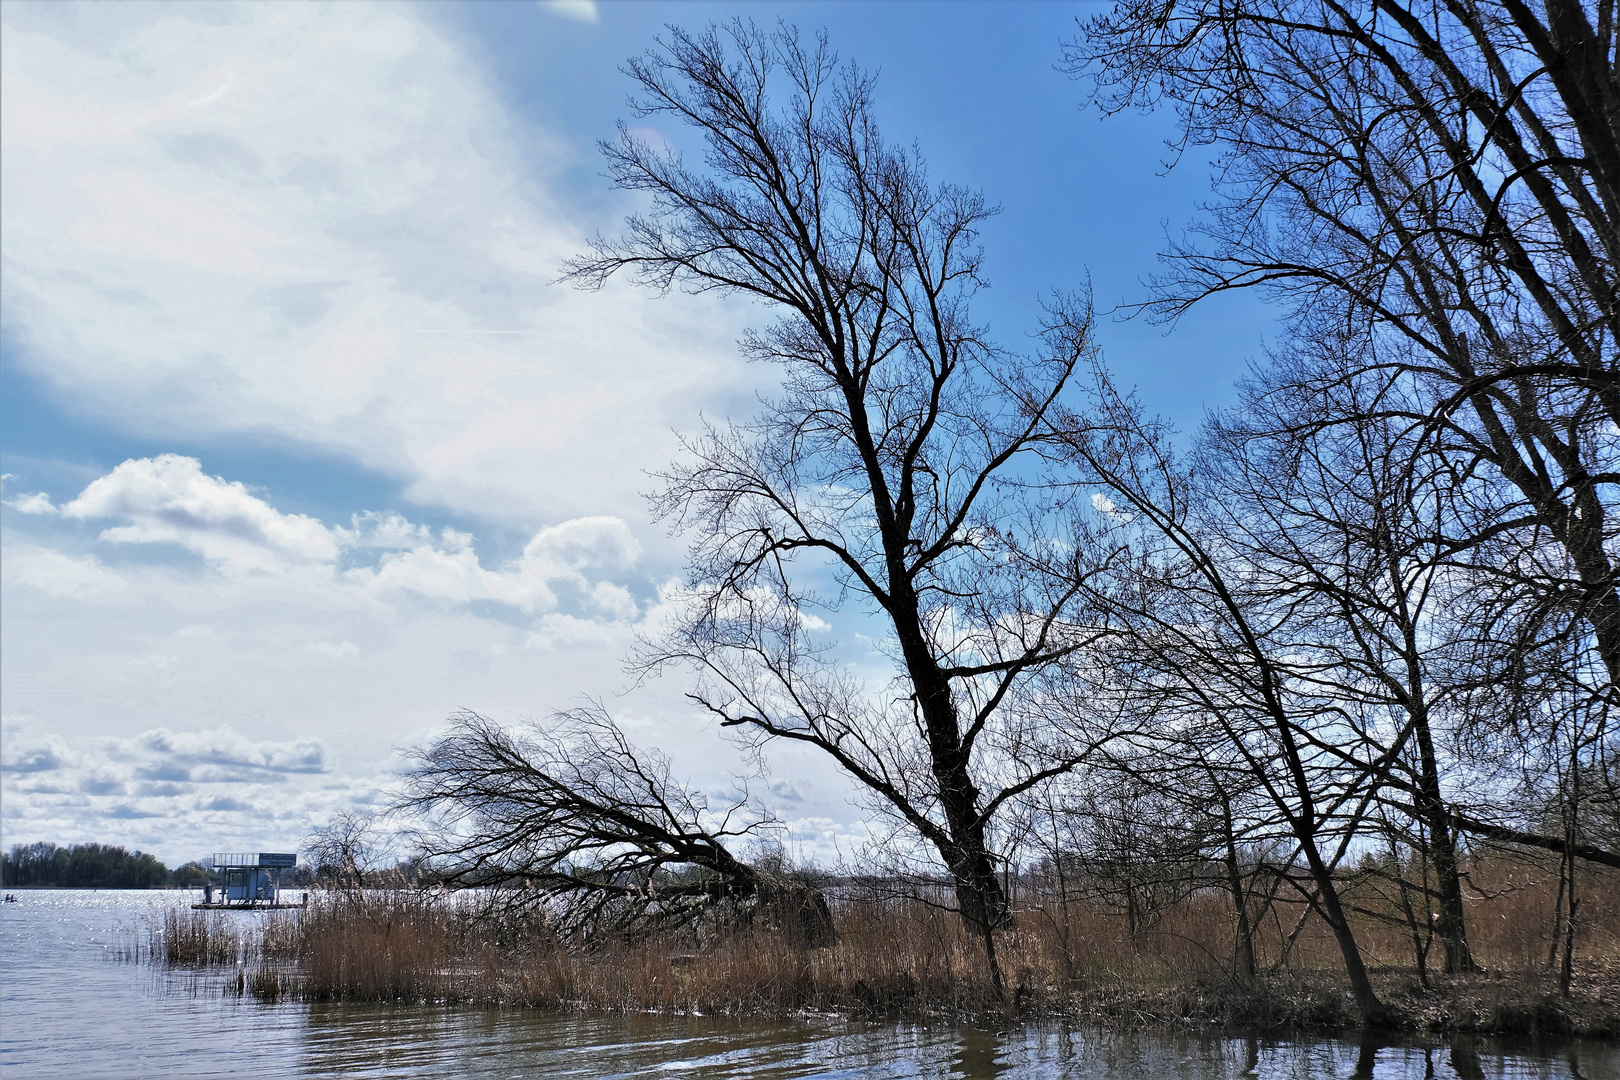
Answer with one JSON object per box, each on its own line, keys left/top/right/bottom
{"left": 62, "top": 455, "right": 340, "bottom": 572}
{"left": 353, "top": 515, "right": 646, "bottom": 614}
{"left": 338, "top": 511, "right": 434, "bottom": 551}
{"left": 1, "top": 718, "right": 74, "bottom": 774}
{"left": 1090, "top": 492, "right": 1133, "bottom": 522}
{"left": 5, "top": 491, "right": 55, "bottom": 514}
{"left": 525, "top": 516, "right": 642, "bottom": 570}
{"left": 524, "top": 612, "right": 635, "bottom": 651}
{"left": 117, "top": 725, "right": 329, "bottom": 776}
{"left": 0, "top": 712, "right": 400, "bottom": 861}
{"left": 30, "top": 454, "right": 649, "bottom": 619}
{"left": 359, "top": 543, "right": 567, "bottom": 612}
{"left": 2, "top": 716, "right": 342, "bottom": 839}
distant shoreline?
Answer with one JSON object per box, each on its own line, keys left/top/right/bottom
{"left": 5, "top": 884, "right": 200, "bottom": 890}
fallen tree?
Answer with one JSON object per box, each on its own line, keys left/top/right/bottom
{"left": 399, "top": 708, "right": 832, "bottom": 945}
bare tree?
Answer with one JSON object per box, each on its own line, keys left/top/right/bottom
{"left": 304, "top": 810, "right": 381, "bottom": 901}
{"left": 1198, "top": 348, "right": 1485, "bottom": 974}
{"left": 1043, "top": 372, "right": 1398, "bottom": 1022}
{"left": 565, "top": 22, "right": 1110, "bottom": 997}
{"left": 401, "top": 708, "right": 831, "bottom": 943}
{"left": 1067, "top": 0, "right": 1619, "bottom": 695}
{"left": 1063, "top": 5, "right": 1620, "bottom": 987}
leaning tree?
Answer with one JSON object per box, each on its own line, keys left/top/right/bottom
{"left": 402, "top": 708, "right": 832, "bottom": 944}
{"left": 1067, "top": 0, "right": 1619, "bottom": 967}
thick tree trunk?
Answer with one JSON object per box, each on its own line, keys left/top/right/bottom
{"left": 891, "top": 588, "right": 1010, "bottom": 997}
{"left": 1428, "top": 825, "right": 1474, "bottom": 975}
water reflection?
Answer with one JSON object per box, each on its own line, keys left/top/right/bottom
{"left": 2, "top": 891, "right": 1615, "bottom": 1079}
{"left": 292, "top": 1014, "right": 1616, "bottom": 1080}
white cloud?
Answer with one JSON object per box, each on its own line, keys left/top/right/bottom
{"left": 338, "top": 511, "right": 434, "bottom": 551}
{"left": 34, "top": 454, "right": 647, "bottom": 617}
{"left": 5, "top": 492, "right": 56, "bottom": 514}
{"left": 1, "top": 717, "right": 75, "bottom": 774}
{"left": 0, "top": 1, "right": 749, "bottom": 529}
{"left": 539, "top": 1, "right": 599, "bottom": 24}
{"left": 359, "top": 543, "right": 559, "bottom": 612}
{"left": 119, "top": 726, "right": 329, "bottom": 776}
{"left": 524, "top": 612, "right": 634, "bottom": 651}
{"left": 0, "top": 714, "right": 368, "bottom": 860}
{"left": 304, "top": 640, "right": 360, "bottom": 660}
{"left": 348, "top": 516, "right": 642, "bottom": 613}
{"left": 62, "top": 455, "right": 341, "bottom": 572}
{"left": 525, "top": 516, "right": 642, "bottom": 570}
{"left": 1090, "top": 492, "right": 1132, "bottom": 522}
{"left": 3, "top": 544, "right": 128, "bottom": 600}
{"left": 586, "top": 580, "right": 639, "bottom": 620}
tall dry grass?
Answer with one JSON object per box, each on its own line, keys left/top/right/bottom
{"left": 155, "top": 906, "right": 302, "bottom": 967}
{"left": 150, "top": 853, "right": 1619, "bottom": 1032}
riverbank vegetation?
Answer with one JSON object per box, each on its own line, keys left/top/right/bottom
{"left": 152, "top": 847, "right": 1619, "bottom": 1036}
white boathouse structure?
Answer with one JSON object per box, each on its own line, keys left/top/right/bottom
{"left": 198, "top": 852, "right": 298, "bottom": 909}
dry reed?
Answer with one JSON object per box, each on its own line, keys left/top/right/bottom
{"left": 149, "top": 854, "right": 1620, "bottom": 1034}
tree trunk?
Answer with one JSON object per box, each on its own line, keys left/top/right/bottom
{"left": 1408, "top": 700, "right": 1477, "bottom": 974}
{"left": 1299, "top": 841, "right": 1391, "bottom": 1024}
{"left": 1219, "top": 793, "right": 1257, "bottom": 982}
{"left": 1268, "top": 695, "right": 1390, "bottom": 1023}
{"left": 892, "top": 588, "right": 1010, "bottom": 994}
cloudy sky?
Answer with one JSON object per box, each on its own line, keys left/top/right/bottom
{"left": 0, "top": 1, "right": 1268, "bottom": 867}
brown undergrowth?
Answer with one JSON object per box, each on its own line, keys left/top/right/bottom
{"left": 148, "top": 857, "right": 1620, "bottom": 1036}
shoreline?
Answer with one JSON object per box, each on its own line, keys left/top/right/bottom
{"left": 1058, "top": 969, "right": 1620, "bottom": 1039}
{"left": 144, "top": 879, "right": 1620, "bottom": 1041}
{"left": 219, "top": 968, "right": 1620, "bottom": 1040}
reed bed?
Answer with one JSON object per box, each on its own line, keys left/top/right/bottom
{"left": 158, "top": 909, "right": 245, "bottom": 966}
{"left": 147, "top": 855, "right": 1620, "bottom": 1035}
{"left": 154, "top": 905, "right": 302, "bottom": 967}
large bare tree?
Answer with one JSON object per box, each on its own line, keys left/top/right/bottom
{"left": 1068, "top": 0, "right": 1619, "bottom": 690}
{"left": 1066, "top": 2, "right": 1619, "bottom": 943}
{"left": 565, "top": 22, "right": 1108, "bottom": 996}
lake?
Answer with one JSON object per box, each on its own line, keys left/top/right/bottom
{"left": 1, "top": 890, "right": 1612, "bottom": 1078}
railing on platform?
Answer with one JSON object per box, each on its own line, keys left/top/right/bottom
{"left": 211, "top": 852, "right": 297, "bottom": 869}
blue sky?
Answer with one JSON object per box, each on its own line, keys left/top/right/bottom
{"left": 1, "top": 1, "right": 1271, "bottom": 865}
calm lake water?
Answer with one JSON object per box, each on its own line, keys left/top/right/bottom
{"left": 1, "top": 890, "right": 1613, "bottom": 1079}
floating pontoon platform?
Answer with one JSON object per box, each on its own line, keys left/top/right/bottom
{"left": 197, "top": 851, "right": 301, "bottom": 909}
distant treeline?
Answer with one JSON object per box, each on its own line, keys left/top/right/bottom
{"left": 1, "top": 842, "right": 211, "bottom": 889}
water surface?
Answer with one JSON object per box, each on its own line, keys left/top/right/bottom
{"left": 2, "top": 890, "right": 1612, "bottom": 1078}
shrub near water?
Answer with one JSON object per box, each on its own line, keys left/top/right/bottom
{"left": 156, "top": 906, "right": 302, "bottom": 968}
{"left": 218, "top": 891, "right": 1015, "bottom": 1016}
